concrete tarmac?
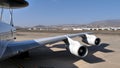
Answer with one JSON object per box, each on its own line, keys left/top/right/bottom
{"left": 0, "top": 32, "right": 120, "bottom": 68}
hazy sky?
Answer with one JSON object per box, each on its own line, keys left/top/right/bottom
{"left": 1, "top": 0, "right": 120, "bottom": 26}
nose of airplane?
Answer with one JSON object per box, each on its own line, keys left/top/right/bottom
{"left": 0, "top": 0, "right": 29, "bottom": 9}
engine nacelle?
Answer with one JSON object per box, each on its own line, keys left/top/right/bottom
{"left": 65, "top": 37, "right": 88, "bottom": 58}
{"left": 82, "top": 34, "right": 101, "bottom": 45}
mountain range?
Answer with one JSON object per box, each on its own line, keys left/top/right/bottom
{"left": 89, "top": 19, "right": 120, "bottom": 27}
{"left": 16, "top": 19, "right": 120, "bottom": 28}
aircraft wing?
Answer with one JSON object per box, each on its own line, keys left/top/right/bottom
{"left": 7, "top": 32, "right": 91, "bottom": 52}
{"left": 2, "top": 32, "right": 100, "bottom": 59}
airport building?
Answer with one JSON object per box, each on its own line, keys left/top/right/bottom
{"left": 27, "top": 26, "right": 120, "bottom": 31}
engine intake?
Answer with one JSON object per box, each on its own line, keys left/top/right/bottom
{"left": 95, "top": 38, "right": 101, "bottom": 45}
{"left": 78, "top": 46, "right": 88, "bottom": 57}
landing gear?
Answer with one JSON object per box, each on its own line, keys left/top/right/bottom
{"left": 14, "top": 51, "right": 30, "bottom": 59}
{"left": 19, "top": 51, "right": 30, "bottom": 58}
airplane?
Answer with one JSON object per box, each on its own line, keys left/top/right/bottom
{"left": 0, "top": 0, "right": 101, "bottom": 61}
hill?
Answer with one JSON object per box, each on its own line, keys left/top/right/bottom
{"left": 89, "top": 19, "right": 120, "bottom": 27}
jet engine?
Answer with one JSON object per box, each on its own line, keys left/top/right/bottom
{"left": 82, "top": 34, "right": 101, "bottom": 45}
{"left": 65, "top": 37, "right": 88, "bottom": 58}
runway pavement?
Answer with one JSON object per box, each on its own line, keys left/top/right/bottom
{"left": 0, "top": 32, "right": 120, "bottom": 68}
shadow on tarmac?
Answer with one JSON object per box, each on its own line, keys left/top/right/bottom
{"left": 0, "top": 43, "right": 114, "bottom": 68}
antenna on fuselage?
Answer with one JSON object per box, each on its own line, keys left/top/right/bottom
{"left": 9, "top": 8, "right": 14, "bottom": 27}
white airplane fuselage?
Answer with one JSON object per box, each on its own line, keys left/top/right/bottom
{"left": 0, "top": 21, "right": 16, "bottom": 60}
